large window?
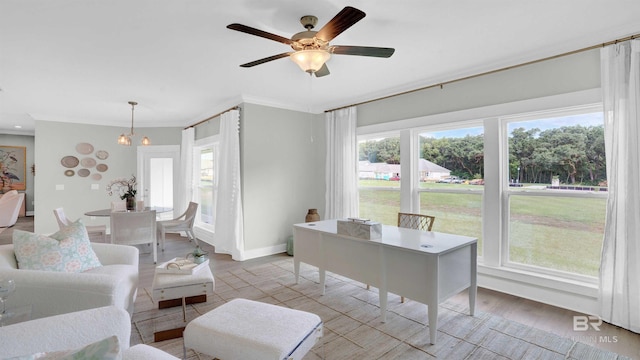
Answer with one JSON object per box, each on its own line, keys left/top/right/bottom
{"left": 505, "top": 107, "right": 606, "bottom": 278}
{"left": 358, "top": 134, "right": 401, "bottom": 225}
{"left": 356, "top": 99, "right": 606, "bottom": 282}
{"left": 418, "top": 125, "right": 484, "bottom": 255}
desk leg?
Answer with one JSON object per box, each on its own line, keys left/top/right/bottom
{"left": 319, "top": 269, "right": 326, "bottom": 296}
{"left": 294, "top": 258, "right": 300, "bottom": 284}
{"left": 379, "top": 245, "right": 387, "bottom": 323}
{"left": 379, "top": 291, "right": 388, "bottom": 323}
{"left": 427, "top": 258, "right": 439, "bottom": 344}
{"left": 428, "top": 304, "right": 438, "bottom": 344}
{"left": 469, "top": 243, "right": 478, "bottom": 316}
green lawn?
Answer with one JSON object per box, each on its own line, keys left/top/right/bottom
{"left": 359, "top": 180, "right": 605, "bottom": 277}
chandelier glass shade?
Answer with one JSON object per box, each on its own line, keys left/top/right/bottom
{"left": 289, "top": 49, "right": 331, "bottom": 73}
{"left": 118, "top": 101, "right": 150, "bottom": 146}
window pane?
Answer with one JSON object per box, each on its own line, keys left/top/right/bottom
{"left": 508, "top": 196, "right": 605, "bottom": 276}
{"left": 419, "top": 192, "right": 483, "bottom": 255}
{"left": 418, "top": 126, "right": 484, "bottom": 255}
{"left": 359, "top": 188, "right": 401, "bottom": 225}
{"left": 358, "top": 135, "right": 401, "bottom": 225}
{"left": 198, "top": 148, "right": 214, "bottom": 225}
{"left": 419, "top": 127, "right": 484, "bottom": 184}
{"left": 507, "top": 112, "right": 606, "bottom": 187}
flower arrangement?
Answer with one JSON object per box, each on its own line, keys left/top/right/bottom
{"left": 106, "top": 175, "right": 137, "bottom": 200}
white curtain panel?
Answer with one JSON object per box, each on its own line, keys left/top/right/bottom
{"left": 176, "top": 127, "right": 195, "bottom": 217}
{"left": 324, "top": 106, "right": 359, "bottom": 219}
{"left": 600, "top": 39, "right": 640, "bottom": 333}
{"left": 213, "top": 109, "right": 245, "bottom": 260}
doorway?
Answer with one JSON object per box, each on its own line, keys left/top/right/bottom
{"left": 137, "top": 145, "right": 179, "bottom": 220}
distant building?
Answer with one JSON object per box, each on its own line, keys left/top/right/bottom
{"left": 359, "top": 159, "right": 450, "bottom": 181}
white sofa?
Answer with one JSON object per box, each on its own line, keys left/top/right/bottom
{"left": 0, "top": 190, "right": 24, "bottom": 227}
{"left": 0, "top": 306, "right": 179, "bottom": 359}
{"left": 0, "top": 242, "right": 139, "bottom": 319}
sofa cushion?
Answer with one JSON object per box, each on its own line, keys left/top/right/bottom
{"left": 13, "top": 221, "right": 101, "bottom": 272}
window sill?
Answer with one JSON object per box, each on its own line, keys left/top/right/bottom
{"left": 477, "top": 263, "right": 599, "bottom": 314}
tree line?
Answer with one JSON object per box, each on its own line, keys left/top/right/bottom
{"left": 358, "top": 124, "right": 606, "bottom": 185}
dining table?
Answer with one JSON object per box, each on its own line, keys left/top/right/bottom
{"left": 84, "top": 207, "right": 173, "bottom": 217}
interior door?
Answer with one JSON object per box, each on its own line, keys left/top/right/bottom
{"left": 137, "top": 145, "right": 179, "bottom": 220}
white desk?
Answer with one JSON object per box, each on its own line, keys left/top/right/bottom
{"left": 293, "top": 219, "right": 477, "bottom": 344}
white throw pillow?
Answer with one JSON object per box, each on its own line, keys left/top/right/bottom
{"left": 6, "top": 335, "right": 121, "bottom": 359}
{"left": 13, "top": 220, "right": 101, "bottom": 272}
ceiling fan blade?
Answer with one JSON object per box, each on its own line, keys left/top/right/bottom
{"left": 227, "top": 23, "right": 293, "bottom": 45}
{"left": 330, "top": 45, "right": 395, "bottom": 58}
{"left": 314, "top": 64, "right": 330, "bottom": 77}
{"left": 315, "top": 6, "right": 366, "bottom": 42}
{"left": 240, "top": 52, "right": 292, "bottom": 68}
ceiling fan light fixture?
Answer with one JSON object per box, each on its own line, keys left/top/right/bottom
{"left": 290, "top": 49, "right": 330, "bottom": 73}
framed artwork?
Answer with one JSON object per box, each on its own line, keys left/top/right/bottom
{"left": 0, "top": 145, "right": 26, "bottom": 190}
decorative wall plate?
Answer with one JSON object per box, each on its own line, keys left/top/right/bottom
{"left": 96, "top": 164, "right": 108, "bottom": 172}
{"left": 91, "top": 173, "right": 102, "bottom": 180}
{"left": 95, "top": 150, "right": 109, "bottom": 160}
{"left": 77, "top": 168, "right": 90, "bottom": 177}
{"left": 80, "top": 158, "right": 96, "bottom": 168}
{"left": 64, "top": 169, "right": 75, "bottom": 177}
{"left": 75, "top": 143, "right": 94, "bottom": 154}
{"left": 61, "top": 156, "right": 79, "bottom": 168}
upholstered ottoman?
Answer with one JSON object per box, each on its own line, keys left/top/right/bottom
{"left": 184, "top": 298, "right": 323, "bottom": 360}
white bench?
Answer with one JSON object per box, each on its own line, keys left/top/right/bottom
{"left": 184, "top": 298, "right": 323, "bottom": 360}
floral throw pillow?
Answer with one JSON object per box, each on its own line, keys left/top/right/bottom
{"left": 13, "top": 220, "right": 101, "bottom": 272}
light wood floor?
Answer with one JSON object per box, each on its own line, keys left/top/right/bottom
{"left": 145, "top": 236, "right": 640, "bottom": 359}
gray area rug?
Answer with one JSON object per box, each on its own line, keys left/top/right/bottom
{"left": 132, "top": 259, "right": 630, "bottom": 360}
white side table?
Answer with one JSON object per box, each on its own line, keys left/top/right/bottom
{"left": 151, "top": 263, "right": 215, "bottom": 341}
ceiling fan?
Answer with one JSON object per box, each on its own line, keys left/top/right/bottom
{"left": 227, "top": 6, "right": 395, "bottom": 77}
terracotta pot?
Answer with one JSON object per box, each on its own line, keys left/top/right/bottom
{"left": 305, "top": 209, "right": 320, "bottom": 222}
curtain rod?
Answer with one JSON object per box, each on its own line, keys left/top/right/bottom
{"left": 185, "top": 106, "right": 240, "bottom": 129}
{"left": 325, "top": 33, "right": 640, "bottom": 113}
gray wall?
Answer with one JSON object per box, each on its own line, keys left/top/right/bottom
{"left": 0, "top": 134, "right": 35, "bottom": 213}
{"left": 240, "top": 103, "right": 325, "bottom": 256}
{"left": 34, "top": 120, "right": 181, "bottom": 234}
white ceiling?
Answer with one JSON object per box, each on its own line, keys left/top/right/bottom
{"left": 1, "top": 0, "right": 639, "bottom": 135}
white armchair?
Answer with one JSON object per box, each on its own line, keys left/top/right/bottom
{"left": 0, "top": 190, "right": 25, "bottom": 227}
{"left": 0, "top": 306, "right": 179, "bottom": 359}
{"left": 0, "top": 242, "right": 139, "bottom": 320}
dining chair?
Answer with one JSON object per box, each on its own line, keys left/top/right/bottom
{"left": 397, "top": 212, "right": 436, "bottom": 303}
{"left": 53, "top": 207, "right": 107, "bottom": 243}
{"left": 157, "top": 202, "right": 199, "bottom": 252}
{"left": 111, "top": 200, "right": 127, "bottom": 212}
{"left": 110, "top": 210, "right": 157, "bottom": 263}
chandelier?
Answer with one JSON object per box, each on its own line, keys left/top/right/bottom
{"left": 117, "top": 101, "right": 150, "bottom": 146}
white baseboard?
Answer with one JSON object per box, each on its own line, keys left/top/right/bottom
{"left": 241, "top": 244, "right": 287, "bottom": 261}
